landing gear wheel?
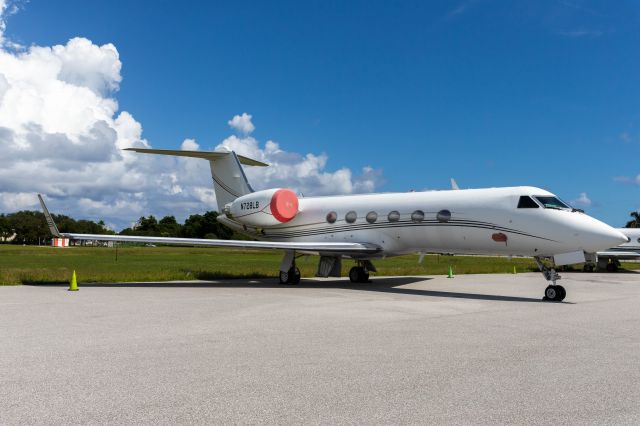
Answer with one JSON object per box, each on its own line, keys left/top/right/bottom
{"left": 349, "top": 266, "right": 369, "bottom": 283}
{"left": 544, "top": 285, "right": 566, "bottom": 301}
{"left": 544, "top": 285, "right": 557, "bottom": 301}
{"left": 556, "top": 285, "right": 566, "bottom": 301}
{"left": 279, "top": 270, "right": 289, "bottom": 284}
{"left": 291, "top": 267, "right": 301, "bottom": 284}
{"left": 583, "top": 264, "right": 594, "bottom": 272}
{"left": 279, "top": 267, "right": 301, "bottom": 285}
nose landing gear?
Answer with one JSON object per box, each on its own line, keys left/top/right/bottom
{"left": 535, "top": 257, "right": 566, "bottom": 302}
{"left": 544, "top": 284, "right": 566, "bottom": 301}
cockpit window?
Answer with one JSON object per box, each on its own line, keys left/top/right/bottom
{"left": 534, "top": 196, "right": 570, "bottom": 210}
{"left": 517, "top": 196, "right": 539, "bottom": 209}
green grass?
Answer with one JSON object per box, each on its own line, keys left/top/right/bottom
{"left": 0, "top": 244, "right": 638, "bottom": 285}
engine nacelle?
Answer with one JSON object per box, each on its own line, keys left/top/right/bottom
{"left": 226, "top": 188, "right": 299, "bottom": 227}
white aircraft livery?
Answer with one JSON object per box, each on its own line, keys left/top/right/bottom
{"left": 583, "top": 228, "right": 640, "bottom": 272}
{"left": 38, "top": 148, "right": 628, "bottom": 301}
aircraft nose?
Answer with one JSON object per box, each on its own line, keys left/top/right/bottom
{"left": 591, "top": 225, "right": 628, "bottom": 249}
{"left": 570, "top": 214, "right": 629, "bottom": 252}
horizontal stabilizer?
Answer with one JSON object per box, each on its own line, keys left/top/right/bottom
{"left": 124, "top": 148, "right": 269, "bottom": 167}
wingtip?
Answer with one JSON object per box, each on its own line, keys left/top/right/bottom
{"left": 37, "top": 194, "right": 62, "bottom": 237}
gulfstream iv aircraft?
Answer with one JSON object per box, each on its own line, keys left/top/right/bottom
{"left": 584, "top": 228, "right": 640, "bottom": 272}
{"left": 39, "top": 148, "right": 628, "bottom": 301}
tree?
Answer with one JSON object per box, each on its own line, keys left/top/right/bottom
{"left": 0, "top": 214, "right": 13, "bottom": 242}
{"left": 123, "top": 215, "right": 162, "bottom": 236}
{"left": 158, "top": 216, "right": 181, "bottom": 237}
{"left": 181, "top": 211, "right": 233, "bottom": 239}
{"left": 181, "top": 213, "right": 205, "bottom": 238}
{"left": 52, "top": 214, "right": 113, "bottom": 235}
{"left": 202, "top": 211, "right": 233, "bottom": 239}
{"left": 626, "top": 211, "right": 640, "bottom": 228}
{"left": 7, "top": 211, "right": 49, "bottom": 244}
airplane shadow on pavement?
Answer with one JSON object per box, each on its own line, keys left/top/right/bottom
{"left": 26, "top": 276, "right": 555, "bottom": 303}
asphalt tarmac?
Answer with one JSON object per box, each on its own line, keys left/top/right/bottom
{"left": 2, "top": 272, "right": 640, "bottom": 425}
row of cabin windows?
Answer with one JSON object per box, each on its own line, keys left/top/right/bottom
{"left": 326, "top": 209, "right": 452, "bottom": 224}
{"left": 326, "top": 196, "right": 572, "bottom": 225}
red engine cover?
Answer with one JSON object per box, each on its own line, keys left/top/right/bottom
{"left": 270, "top": 189, "right": 299, "bottom": 222}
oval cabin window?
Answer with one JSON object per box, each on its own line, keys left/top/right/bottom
{"left": 437, "top": 209, "right": 451, "bottom": 223}
{"left": 388, "top": 211, "right": 400, "bottom": 222}
{"left": 366, "top": 211, "right": 378, "bottom": 224}
{"left": 345, "top": 211, "right": 357, "bottom": 224}
{"left": 411, "top": 210, "right": 424, "bottom": 222}
{"left": 326, "top": 211, "right": 337, "bottom": 224}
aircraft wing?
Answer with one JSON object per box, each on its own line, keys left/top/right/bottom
{"left": 51, "top": 233, "right": 380, "bottom": 253}
{"left": 38, "top": 195, "right": 380, "bottom": 255}
{"left": 596, "top": 250, "right": 640, "bottom": 260}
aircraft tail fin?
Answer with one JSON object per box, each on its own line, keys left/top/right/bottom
{"left": 124, "top": 148, "right": 268, "bottom": 211}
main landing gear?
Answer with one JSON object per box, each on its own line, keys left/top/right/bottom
{"left": 349, "top": 266, "right": 369, "bottom": 283}
{"left": 534, "top": 256, "right": 566, "bottom": 302}
{"left": 279, "top": 251, "right": 377, "bottom": 285}
{"left": 348, "top": 260, "right": 376, "bottom": 283}
{"left": 279, "top": 250, "right": 301, "bottom": 285}
{"left": 279, "top": 266, "right": 301, "bottom": 285}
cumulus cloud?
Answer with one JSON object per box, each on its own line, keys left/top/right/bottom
{"left": 0, "top": 7, "right": 383, "bottom": 229}
{"left": 228, "top": 112, "right": 255, "bottom": 135}
{"left": 0, "top": 191, "right": 39, "bottom": 211}
{"left": 0, "top": 0, "right": 10, "bottom": 46}
{"left": 570, "top": 192, "right": 592, "bottom": 207}
{"left": 215, "top": 129, "right": 382, "bottom": 196}
{"left": 180, "top": 138, "right": 199, "bottom": 151}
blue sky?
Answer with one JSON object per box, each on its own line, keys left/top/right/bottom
{"left": 2, "top": 0, "right": 640, "bottom": 227}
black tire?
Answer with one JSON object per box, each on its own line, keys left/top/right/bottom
{"left": 556, "top": 285, "right": 566, "bottom": 301}
{"left": 279, "top": 267, "right": 301, "bottom": 285}
{"left": 349, "top": 267, "right": 369, "bottom": 283}
{"left": 349, "top": 267, "right": 361, "bottom": 283}
{"left": 279, "top": 270, "right": 289, "bottom": 284}
{"left": 291, "top": 267, "right": 301, "bottom": 284}
{"left": 544, "top": 285, "right": 558, "bottom": 301}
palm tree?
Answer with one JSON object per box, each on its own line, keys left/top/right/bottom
{"left": 625, "top": 211, "right": 640, "bottom": 228}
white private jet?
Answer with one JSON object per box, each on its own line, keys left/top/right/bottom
{"left": 583, "top": 228, "right": 640, "bottom": 272}
{"left": 38, "top": 148, "right": 628, "bottom": 301}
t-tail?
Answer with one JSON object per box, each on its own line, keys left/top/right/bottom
{"left": 124, "top": 148, "right": 268, "bottom": 211}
